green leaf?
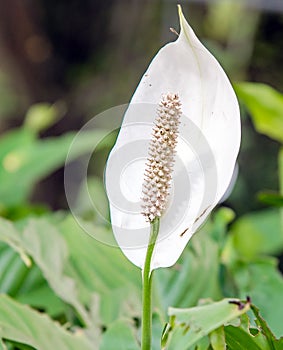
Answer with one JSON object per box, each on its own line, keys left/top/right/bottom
{"left": 230, "top": 258, "right": 283, "bottom": 338}
{"left": 20, "top": 218, "right": 93, "bottom": 326}
{"left": 0, "top": 295, "right": 94, "bottom": 350}
{"left": 0, "top": 129, "right": 110, "bottom": 207}
{"left": 225, "top": 325, "right": 264, "bottom": 350}
{"left": 0, "top": 217, "right": 91, "bottom": 327}
{"left": 235, "top": 82, "right": 283, "bottom": 143}
{"left": 0, "top": 215, "right": 141, "bottom": 327}
{"left": 17, "top": 285, "right": 66, "bottom": 318}
{"left": 58, "top": 215, "right": 141, "bottom": 325}
{"left": 251, "top": 304, "right": 283, "bottom": 349}
{"left": 225, "top": 310, "right": 283, "bottom": 350}
{"left": 99, "top": 321, "right": 139, "bottom": 350}
{"left": 0, "top": 241, "right": 65, "bottom": 317}
{"left": 163, "top": 298, "right": 250, "bottom": 350}
{"left": 230, "top": 209, "right": 283, "bottom": 258}
{"left": 0, "top": 248, "right": 29, "bottom": 295}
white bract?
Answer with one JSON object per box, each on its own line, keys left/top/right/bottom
{"left": 105, "top": 6, "right": 241, "bottom": 270}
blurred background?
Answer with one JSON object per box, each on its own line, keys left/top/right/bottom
{"left": 0, "top": 0, "right": 282, "bottom": 218}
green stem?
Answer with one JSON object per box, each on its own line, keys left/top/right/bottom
{"left": 141, "top": 217, "right": 160, "bottom": 350}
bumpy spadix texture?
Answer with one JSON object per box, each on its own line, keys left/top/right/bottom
{"left": 105, "top": 6, "right": 241, "bottom": 270}
{"left": 142, "top": 93, "right": 181, "bottom": 222}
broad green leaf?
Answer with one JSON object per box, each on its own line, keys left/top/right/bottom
{"left": 0, "top": 217, "right": 91, "bottom": 327}
{"left": 0, "top": 295, "right": 93, "bottom": 350}
{"left": 0, "top": 215, "right": 141, "bottom": 327}
{"left": 99, "top": 321, "right": 139, "bottom": 350}
{"left": 0, "top": 249, "right": 29, "bottom": 295}
{"left": 22, "top": 218, "right": 93, "bottom": 326}
{"left": 59, "top": 215, "right": 141, "bottom": 324}
{"left": 163, "top": 298, "right": 250, "bottom": 350}
{"left": 230, "top": 209, "right": 283, "bottom": 258}
{"left": 0, "top": 129, "right": 110, "bottom": 207}
{"left": 230, "top": 258, "right": 283, "bottom": 338}
{"left": 17, "top": 285, "right": 66, "bottom": 318}
{"left": 225, "top": 325, "right": 265, "bottom": 350}
{"left": 235, "top": 82, "right": 283, "bottom": 143}
{"left": 225, "top": 310, "right": 283, "bottom": 350}
{"left": 0, "top": 242, "right": 65, "bottom": 317}
{"left": 251, "top": 304, "right": 283, "bottom": 349}
{"left": 0, "top": 245, "right": 20, "bottom": 294}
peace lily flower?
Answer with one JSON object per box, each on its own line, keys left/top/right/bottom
{"left": 105, "top": 6, "right": 241, "bottom": 271}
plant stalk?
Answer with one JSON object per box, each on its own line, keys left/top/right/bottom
{"left": 141, "top": 217, "right": 160, "bottom": 350}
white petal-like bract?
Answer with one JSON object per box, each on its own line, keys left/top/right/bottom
{"left": 105, "top": 6, "right": 241, "bottom": 269}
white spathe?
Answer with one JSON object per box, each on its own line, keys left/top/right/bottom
{"left": 105, "top": 6, "right": 241, "bottom": 270}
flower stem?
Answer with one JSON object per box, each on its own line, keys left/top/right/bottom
{"left": 141, "top": 217, "right": 160, "bottom": 350}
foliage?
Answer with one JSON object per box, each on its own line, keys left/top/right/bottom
{"left": 234, "top": 83, "right": 283, "bottom": 143}
{"left": 163, "top": 298, "right": 250, "bottom": 349}
{"left": 0, "top": 81, "right": 282, "bottom": 349}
